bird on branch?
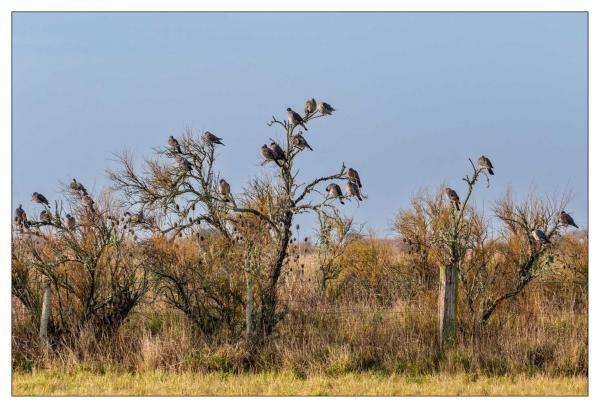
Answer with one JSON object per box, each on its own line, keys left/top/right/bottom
{"left": 287, "top": 108, "right": 308, "bottom": 131}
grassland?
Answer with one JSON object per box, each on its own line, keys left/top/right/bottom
{"left": 12, "top": 370, "right": 587, "bottom": 396}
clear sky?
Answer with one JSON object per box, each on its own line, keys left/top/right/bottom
{"left": 12, "top": 12, "right": 588, "bottom": 235}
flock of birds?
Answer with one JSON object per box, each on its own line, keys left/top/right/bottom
{"left": 165, "top": 99, "right": 364, "bottom": 205}
{"left": 14, "top": 99, "right": 579, "bottom": 244}
{"left": 442, "top": 155, "right": 579, "bottom": 244}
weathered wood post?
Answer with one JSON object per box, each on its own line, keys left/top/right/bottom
{"left": 438, "top": 264, "right": 458, "bottom": 350}
{"left": 39, "top": 276, "right": 51, "bottom": 352}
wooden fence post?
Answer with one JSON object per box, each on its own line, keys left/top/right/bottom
{"left": 438, "top": 264, "right": 458, "bottom": 350}
{"left": 39, "top": 276, "right": 51, "bottom": 345}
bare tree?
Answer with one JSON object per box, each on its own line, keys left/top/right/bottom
{"left": 109, "top": 101, "right": 361, "bottom": 345}
{"left": 12, "top": 189, "right": 150, "bottom": 342}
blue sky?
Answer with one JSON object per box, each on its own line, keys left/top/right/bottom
{"left": 12, "top": 12, "right": 588, "bottom": 234}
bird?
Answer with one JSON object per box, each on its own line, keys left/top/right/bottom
{"left": 477, "top": 155, "right": 494, "bottom": 175}
{"left": 69, "top": 178, "right": 88, "bottom": 195}
{"left": 176, "top": 155, "right": 193, "bottom": 171}
{"left": 219, "top": 179, "right": 231, "bottom": 201}
{"left": 317, "top": 101, "right": 335, "bottom": 115}
{"left": 445, "top": 187, "right": 461, "bottom": 211}
{"left": 82, "top": 195, "right": 95, "bottom": 212}
{"left": 269, "top": 142, "right": 287, "bottom": 163}
{"left": 15, "top": 204, "right": 28, "bottom": 228}
{"left": 202, "top": 131, "right": 224, "bottom": 146}
{"left": 64, "top": 214, "right": 77, "bottom": 230}
{"left": 292, "top": 132, "right": 313, "bottom": 151}
{"left": 168, "top": 136, "right": 183, "bottom": 154}
{"left": 558, "top": 211, "right": 579, "bottom": 228}
{"left": 305, "top": 98, "right": 317, "bottom": 118}
{"left": 326, "top": 183, "right": 344, "bottom": 204}
{"left": 32, "top": 192, "right": 49, "bottom": 206}
{"left": 39, "top": 210, "right": 52, "bottom": 224}
{"left": 347, "top": 168, "right": 362, "bottom": 188}
{"left": 532, "top": 229, "right": 550, "bottom": 244}
{"left": 287, "top": 108, "right": 308, "bottom": 131}
{"left": 260, "top": 144, "right": 276, "bottom": 163}
{"left": 345, "top": 180, "right": 362, "bottom": 201}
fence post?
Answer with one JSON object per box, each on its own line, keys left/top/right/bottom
{"left": 438, "top": 263, "right": 458, "bottom": 351}
{"left": 39, "top": 276, "right": 51, "bottom": 342}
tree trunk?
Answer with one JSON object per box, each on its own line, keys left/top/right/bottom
{"left": 39, "top": 277, "right": 51, "bottom": 341}
{"left": 438, "top": 263, "right": 458, "bottom": 350}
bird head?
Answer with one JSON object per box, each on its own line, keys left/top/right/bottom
{"left": 286, "top": 108, "right": 292, "bottom": 112}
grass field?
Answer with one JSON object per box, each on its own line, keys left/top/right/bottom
{"left": 12, "top": 370, "right": 587, "bottom": 396}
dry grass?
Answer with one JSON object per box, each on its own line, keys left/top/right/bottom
{"left": 12, "top": 369, "right": 587, "bottom": 396}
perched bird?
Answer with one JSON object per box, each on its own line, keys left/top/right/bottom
{"left": 260, "top": 144, "right": 276, "bottom": 163}
{"left": 558, "top": 211, "right": 579, "bottom": 228}
{"left": 347, "top": 168, "right": 362, "bottom": 188}
{"left": 32, "top": 192, "right": 49, "bottom": 206}
{"left": 477, "top": 155, "right": 494, "bottom": 175}
{"left": 168, "top": 135, "right": 183, "bottom": 154}
{"left": 305, "top": 98, "right": 317, "bottom": 117}
{"left": 15, "top": 204, "right": 28, "bottom": 228}
{"left": 39, "top": 210, "right": 52, "bottom": 224}
{"left": 317, "top": 101, "right": 335, "bottom": 115}
{"left": 287, "top": 108, "right": 308, "bottom": 131}
{"left": 70, "top": 179, "right": 88, "bottom": 195}
{"left": 345, "top": 180, "right": 362, "bottom": 201}
{"left": 445, "top": 187, "right": 461, "bottom": 211}
{"left": 176, "top": 155, "right": 193, "bottom": 171}
{"left": 219, "top": 179, "right": 231, "bottom": 201}
{"left": 291, "top": 132, "right": 313, "bottom": 151}
{"left": 269, "top": 142, "right": 287, "bottom": 162}
{"left": 82, "top": 195, "right": 95, "bottom": 212}
{"left": 326, "top": 183, "right": 344, "bottom": 204}
{"left": 532, "top": 229, "right": 550, "bottom": 244}
{"left": 64, "top": 214, "right": 77, "bottom": 230}
{"left": 202, "top": 131, "right": 224, "bottom": 146}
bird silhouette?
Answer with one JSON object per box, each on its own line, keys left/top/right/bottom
{"left": 15, "top": 204, "right": 28, "bottom": 228}
{"left": 219, "top": 179, "right": 231, "bottom": 202}
{"left": 261, "top": 144, "right": 276, "bottom": 162}
{"left": 326, "top": 183, "right": 345, "bottom": 204}
{"left": 558, "top": 211, "right": 579, "bottom": 228}
{"left": 477, "top": 155, "right": 494, "bottom": 175}
{"left": 532, "top": 229, "right": 550, "bottom": 244}
{"left": 32, "top": 192, "right": 49, "bottom": 207}
{"left": 345, "top": 180, "right": 362, "bottom": 201}
{"left": 176, "top": 156, "right": 193, "bottom": 171}
{"left": 39, "top": 210, "right": 52, "bottom": 224}
{"left": 347, "top": 168, "right": 362, "bottom": 188}
{"left": 269, "top": 142, "right": 287, "bottom": 163}
{"left": 64, "top": 214, "right": 77, "bottom": 230}
{"left": 445, "top": 187, "right": 461, "bottom": 211}
{"left": 168, "top": 136, "right": 183, "bottom": 154}
{"left": 317, "top": 101, "right": 335, "bottom": 115}
{"left": 287, "top": 108, "right": 308, "bottom": 131}
{"left": 202, "top": 131, "right": 225, "bottom": 146}
{"left": 305, "top": 98, "right": 317, "bottom": 118}
{"left": 70, "top": 179, "right": 88, "bottom": 195}
{"left": 82, "top": 195, "right": 95, "bottom": 213}
{"left": 292, "top": 131, "right": 313, "bottom": 151}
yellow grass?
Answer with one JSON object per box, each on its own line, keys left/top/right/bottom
{"left": 12, "top": 370, "right": 587, "bottom": 396}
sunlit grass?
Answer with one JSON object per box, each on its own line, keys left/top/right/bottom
{"left": 12, "top": 370, "right": 587, "bottom": 396}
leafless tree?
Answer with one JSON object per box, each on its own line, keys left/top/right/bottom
{"left": 108, "top": 101, "right": 361, "bottom": 345}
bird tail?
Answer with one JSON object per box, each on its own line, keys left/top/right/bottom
{"left": 488, "top": 168, "right": 494, "bottom": 175}
{"left": 454, "top": 202, "right": 460, "bottom": 211}
{"left": 301, "top": 123, "right": 308, "bottom": 131}
{"left": 574, "top": 223, "right": 579, "bottom": 229}
{"left": 307, "top": 144, "right": 313, "bottom": 151}
{"left": 340, "top": 199, "right": 345, "bottom": 205}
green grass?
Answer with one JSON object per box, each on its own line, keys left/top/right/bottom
{"left": 12, "top": 369, "right": 588, "bottom": 396}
